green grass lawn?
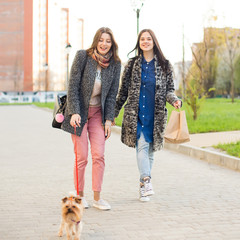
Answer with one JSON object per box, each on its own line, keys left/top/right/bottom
{"left": 0, "top": 102, "right": 55, "bottom": 109}
{"left": 33, "top": 102, "right": 55, "bottom": 109}
{"left": 115, "top": 98, "right": 240, "bottom": 159}
{"left": 2, "top": 98, "right": 239, "bottom": 158}
{"left": 2, "top": 98, "right": 239, "bottom": 134}
{"left": 0, "top": 103, "right": 31, "bottom": 106}
{"left": 116, "top": 98, "right": 240, "bottom": 134}
{"left": 214, "top": 141, "right": 240, "bottom": 158}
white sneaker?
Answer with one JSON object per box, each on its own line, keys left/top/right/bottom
{"left": 143, "top": 178, "right": 154, "bottom": 196}
{"left": 80, "top": 197, "right": 89, "bottom": 209}
{"left": 93, "top": 199, "right": 111, "bottom": 210}
{"left": 139, "top": 185, "right": 150, "bottom": 202}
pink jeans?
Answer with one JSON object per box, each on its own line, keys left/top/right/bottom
{"left": 71, "top": 106, "right": 105, "bottom": 192}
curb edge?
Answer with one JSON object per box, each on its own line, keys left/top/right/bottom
{"left": 112, "top": 126, "right": 240, "bottom": 172}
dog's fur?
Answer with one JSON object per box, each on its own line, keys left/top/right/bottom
{"left": 58, "top": 193, "right": 84, "bottom": 240}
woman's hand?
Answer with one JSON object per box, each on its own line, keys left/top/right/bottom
{"left": 173, "top": 100, "right": 182, "bottom": 109}
{"left": 105, "top": 120, "right": 112, "bottom": 140}
{"left": 70, "top": 114, "right": 81, "bottom": 127}
{"left": 112, "top": 119, "right": 116, "bottom": 126}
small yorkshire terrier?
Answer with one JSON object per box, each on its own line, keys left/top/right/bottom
{"left": 58, "top": 193, "right": 84, "bottom": 240}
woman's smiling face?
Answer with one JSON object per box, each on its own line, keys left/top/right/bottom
{"left": 97, "top": 33, "right": 112, "bottom": 55}
{"left": 139, "top": 31, "right": 154, "bottom": 53}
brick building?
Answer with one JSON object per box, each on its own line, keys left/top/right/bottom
{"left": 0, "top": 0, "right": 28, "bottom": 91}
{"left": 0, "top": 0, "right": 84, "bottom": 92}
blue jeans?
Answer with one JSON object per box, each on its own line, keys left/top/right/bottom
{"left": 136, "top": 132, "right": 154, "bottom": 183}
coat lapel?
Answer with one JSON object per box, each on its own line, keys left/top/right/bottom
{"left": 129, "top": 56, "right": 142, "bottom": 105}
{"left": 134, "top": 56, "right": 142, "bottom": 85}
{"left": 154, "top": 55, "right": 164, "bottom": 88}
{"left": 88, "top": 57, "right": 98, "bottom": 90}
{"left": 101, "top": 64, "right": 112, "bottom": 88}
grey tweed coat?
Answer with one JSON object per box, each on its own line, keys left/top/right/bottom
{"left": 61, "top": 50, "right": 121, "bottom": 136}
{"left": 115, "top": 55, "right": 179, "bottom": 151}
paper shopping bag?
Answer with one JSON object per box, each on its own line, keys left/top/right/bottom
{"left": 164, "top": 110, "right": 190, "bottom": 144}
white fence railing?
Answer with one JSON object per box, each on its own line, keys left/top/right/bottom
{"left": 0, "top": 91, "right": 66, "bottom": 103}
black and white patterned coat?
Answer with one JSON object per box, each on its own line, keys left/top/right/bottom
{"left": 61, "top": 50, "right": 121, "bottom": 136}
{"left": 115, "top": 55, "right": 179, "bottom": 151}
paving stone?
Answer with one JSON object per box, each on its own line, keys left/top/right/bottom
{"left": 0, "top": 106, "right": 240, "bottom": 240}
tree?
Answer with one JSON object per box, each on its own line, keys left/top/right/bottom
{"left": 216, "top": 58, "right": 231, "bottom": 96}
{"left": 219, "top": 28, "right": 240, "bottom": 102}
{"left": 191, "top": 28, "right": 219, "bottom": 97}
{"left": 184, "top": 35, "right": 216, "bottom": 120}
{"left": 182, "top": 41, "right": 207, "bottom": 120}
{"left": 185, "top": 77, "right": 205, "bottom": 121}
{"left": 202, "top": 28, "right": 219, "bottom": 97}
{"left": 234, "top": 55, "right": 240, "bottom": 95}
{"left": 185, "top": 63, "right": 214, "bottom": 120}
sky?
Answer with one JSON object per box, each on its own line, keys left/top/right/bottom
{"left": 66, "top": 0, "right": 240, "bottom": 64}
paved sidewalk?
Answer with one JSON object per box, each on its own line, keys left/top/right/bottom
{"left": 185, "top": 131, "right": 240, "bottom": 148}
{"left": 1, "top": 105, "right": 240, "bottom": 240}
{"left": 163, "top": 130, "right": 240, "bottom": 172}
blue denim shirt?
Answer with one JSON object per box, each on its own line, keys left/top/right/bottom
{"left": 137, "top": 56, "right": 156, "bottom": 142}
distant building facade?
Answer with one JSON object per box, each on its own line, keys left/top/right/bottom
{"left": 0, "top": 0, "right": 84, "bottom": 92}
{"left": 0, "top": 0, "right": 27, "bottom": 91}
{"left": 192, "top": 27, "right": 240, "bottom": 60}
{"left": 191, "top": 27, "right": 240, "bottom": 96}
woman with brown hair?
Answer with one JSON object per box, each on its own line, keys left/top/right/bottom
{"left": 62, "top": 27, "right": 121, "bottom": 210}
{"left": 115, "top": 29, "right": 181, "bottom": 202}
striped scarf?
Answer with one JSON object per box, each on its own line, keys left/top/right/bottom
{"left": 92, "top": 49, "right": 112, "bottom": 68}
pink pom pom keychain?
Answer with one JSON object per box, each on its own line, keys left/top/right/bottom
{"left": 55, "top": 113, "right": 65, "bottom": 123}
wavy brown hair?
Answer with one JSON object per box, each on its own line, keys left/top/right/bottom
{"left": 86, "top": 27, "right": 121, "bottom": 63}
{"left": 128, "top": 29, "right": 169, "bottom": 71}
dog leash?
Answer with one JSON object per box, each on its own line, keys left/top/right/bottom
{"left": 74, "top": 126, "right": 79, "bottom": 196}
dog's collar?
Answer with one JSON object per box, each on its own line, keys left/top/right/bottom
{"left": 71, "top": 219, "right": 81, "bottom": 225}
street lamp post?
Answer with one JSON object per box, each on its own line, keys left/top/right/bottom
{"left": 182, "top": 24, "right": 186, "bottom": 100}
{"left": 131, "top": 0, "right": 145, "bottom": 35}
{"left": 65, "top": 43, "right": 72, "bottom": 90}
{"left": 43, "top": 63, "right": 48, "bottom": 104}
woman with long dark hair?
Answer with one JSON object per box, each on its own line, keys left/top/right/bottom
{"left": 62, "top": 27, "right": 121, "bottom": 210}
{"left": 115, "top": 29, "right": 181, "bottom": 202}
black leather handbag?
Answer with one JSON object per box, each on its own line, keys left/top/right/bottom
{"left": 52, "top": 94, "right": 67, "bottom": 129}
{"left": 52, "top": 53, "right": 88, "bottom": 129}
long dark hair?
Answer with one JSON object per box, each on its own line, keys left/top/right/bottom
{"left": 86, "top": 27, "right": 121, "bottom": 63}
{"left": 128, "top": 29, "right": 169, "bottom": 71}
